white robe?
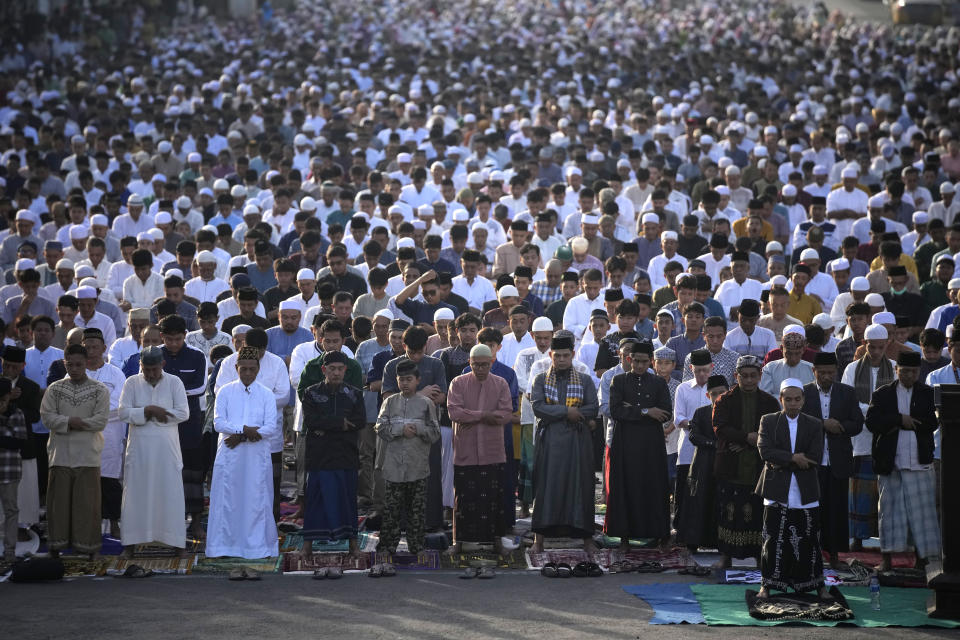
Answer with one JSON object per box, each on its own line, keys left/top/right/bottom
{"left": 89, "top": 363, "right": 128, "bottom": 480}
{"left": 207, "top": 380, "right": 279, "bottom": 559}
{"left": 214, "top": 351, "right": 289, "bottom": 453}
{"left": 118, "top": 372, "right": 190, "bottom": 547}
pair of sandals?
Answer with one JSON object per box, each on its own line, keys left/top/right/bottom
{"left": 228, "top": 567, "right": 261, "bottom": 581}
{"left": 312, "top": 567, "right": 343, "bottom": 579}
{"left": 677, "top": 565, "right": 712, "bottom": 576}
{"left": 460, "top": 566, "right": 496, "bottom": 579}
{"left": 119, "top": 564, "right": 154, "bottom": 579}
{"left": 607, "top": 560, "right": 664, "bottom": 574}
{"left": 368, "top": 564, "right": 396, "bottom": 578}
{"left": 541, "top": 561, "right": 603, "bottom": 578}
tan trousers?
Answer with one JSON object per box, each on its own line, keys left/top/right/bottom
{"left": 47, "top": 466, "right": 101, "bottom": 553}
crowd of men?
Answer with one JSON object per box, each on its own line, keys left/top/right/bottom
{"left": 0, "top": 0, "right": 956, "bottom": 593}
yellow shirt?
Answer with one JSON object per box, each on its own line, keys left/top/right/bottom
{"left": 733, "top": 217, "right": 773, "bottom": 241}
{"left": 869, "top": 254, "right": 918, "bottom": 279}
{"left": 787, "top": 292, "right": 822, "bottom": 325}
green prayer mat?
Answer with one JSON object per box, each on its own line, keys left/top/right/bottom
{"left": 441, "top": 548, "right": 527, "bottom": 569}
{"left": 192, "top": 555, "right": 281, "bottom": 574}
{"left": 691, "top": 584, "right": 960, "bottom": 627}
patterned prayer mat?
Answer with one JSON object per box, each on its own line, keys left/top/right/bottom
{"left": 599, "top": 535, "right": 659, "bottom": 549}
{"left": 368, "top": 550, "right": 443, "bottom": 570}
{"left": 877, "top": 567, "right": 928, "bottom": 588}
{"left": 723, "top": 560, "right": 872, "bottom": 586}
{"left": 132, "top": 539, "right": 205, "bottom": 557}
{"left": 192, "top": 556, "right": 281, "bottom": 574}
{"left": 104, "top": 555, "right": 197, "bottom": 575}
{"left": 279, "top": 531, "right": 378, "bottom": 554}
{"left": 442, "top": 548, "right": 528, "bottom": 569}
{"left": 280, "top": 552, "right": 370, "bottom": 573}
{"left": 527, "top": 546, "right": 686, "bottom": 570}
{"left": 59, "top": 556, "right": 111, "bottom": 577}
{"left": 831, "top": 550, "right": 915, "bottom": 568}
{"left": 746, "top": 586, "right": 854, "bottom": 622}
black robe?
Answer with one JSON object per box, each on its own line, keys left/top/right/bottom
{"left": 678, "top": 403, "right": 717, "bottom": 548}
{"left": 604, "top": 371, "right": 673, "bottom": 539}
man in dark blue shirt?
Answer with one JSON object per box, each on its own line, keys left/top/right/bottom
{"left": 393, "top": 268, "right": 457, "bottom": 327}
{"left": 159, "top": 315, "right": 209, "bottom": 538}
{"left": 419, "top": 235, "right": 458, "bottom": 276}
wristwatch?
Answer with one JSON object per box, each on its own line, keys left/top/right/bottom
{"left": 641, "top": 408, "right": 649, "bottom": 416}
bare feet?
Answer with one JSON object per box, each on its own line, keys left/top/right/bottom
{"left": 756, "top": 586, "right": 770, "bottom": 599}
{"left": 817, "top": 586, "right": 834, "bottom": 601}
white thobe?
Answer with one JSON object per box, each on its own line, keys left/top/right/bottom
{"left": 786, "top": 271, "right": 839, "bottom": 311}
{"left": 648, "top": 253, "right": 688, "bottom": 290}
{"left": 214, "top": 351, "right": 289, "bottom": 454}
{"left": 207, "top": 380, "right": 279, "bottom": 559}
{"left": 88, "top": 363, "right": 128, "bottom": 480}
{"left": 185, "top": 276, "right": 230, "bottom": 303}
{"left": 107, "top": 261, "right": 134, "bottom": 299}
{"left": 826, "top": 187, "right": 869, "bottom": 239}
{"left": 108, "top": 336, "right": 139, "bottom": 366}
{"left": 118, "top": 372, "right": 190, "bottom": 547}
{"left": 451, "top": 274, "right": 497, "bottom": 310}
{"left": 562, "top": 292, "right": 605, "bottom": 345}
{"left": 498, "top": 331, "right": 535, "bottom": 368}
{"left": 75, "top": 311, "right": 117, "bottom": 348}
{"left": 122, "top": 272, "right": 164, "bottom": 308}
{"left": 714, "top": 278, "right": 764, "bottom": 319}
{"left": 673, "top": 380, "right": 709, "bottom": 465}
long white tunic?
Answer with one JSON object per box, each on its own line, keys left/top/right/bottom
{"left": 207, "top": 380, "right": 279, "bottom": 559}
{"left": 89, "top": 363, "right": 128, "bottom": 480}
{"left": 214, "top": 351, "right": 289, "bottom": 453}
{"left": 118, "top": 372, "right": 190, "bottom": 547}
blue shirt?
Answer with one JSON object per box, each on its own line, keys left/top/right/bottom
{"left": 398, "top": 298, "right": 458, "bottom": 325}
{"left": 267, "top": 325, "right": 312, "bottom": 403}
{"left": 246, "top": 263, "right": 278, "bottom": 294}
{"left": 208, "top": 212, "right": 243, "bottom": 230}
{"left": 418, "top": 257, "right": 458, "bottom": 276}
{"left": 664, "top": 333, "right": 705, "bottom": 381}
{"left": 522, "top": 292, "right": 545, "bottom": 318}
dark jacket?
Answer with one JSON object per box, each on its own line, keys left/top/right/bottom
{"left": 712, "top": 385, "right": 781, "bottom": 483}
{"left": 10, "top": 375, "right": 41, "bottom": 459}
{"left": 755, "top": 411, "right": 824, "bottom": 506}
{"left": 301, "top": 381, "right": 366, "bottom": 470}
{"left": 801, "top": 381, "right": 864, "bottom": 478}
{"left": 865, "top": 380, "right": 937, "bottom": 475}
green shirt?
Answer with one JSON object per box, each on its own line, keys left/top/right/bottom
{"left": 297, "top": 352, "right": 363, "bottom": 401}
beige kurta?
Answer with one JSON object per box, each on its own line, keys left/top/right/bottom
{"left": 41, "top": 377, "right": 111, "bottom": 468}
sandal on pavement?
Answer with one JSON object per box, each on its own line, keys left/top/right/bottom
{"left": 459, "top": 567, "right": 479, "bottom": 579}
{"left": 572, "top": 562, "right": 590, "bottom": 577}
{"left": 121, "top": 565, "right": 153, "bottom": 578}
{"left": 312, "top": 567, "right": 328, "bottom": 580}
{"left": 477, "top": 566, "right": 496, "bottom": 579}
{"left": 228, "top": 568, "right": 245, "bottom": 581}
{"left": 326, "top": 567, "right": 343, "bottom": 579}
{"left": 584, "top": 562, "right": 603, "bottom": 577}
{"left": 381, "top": 564, "right": 396, "bottom": 577}
{"left": 368, "top": 564, "right": 383, "bottom": 578}
{"left": 540, "top": 562, "right": 559, "bottom": 578}
{"left": 556, "top": 562, "right": 573, "bottom": 578}
{"left": 636, "top": 561, "right": 664, "bottom": 573}
{"left": 244, "top": 568, "right": 261, "bottom": 581}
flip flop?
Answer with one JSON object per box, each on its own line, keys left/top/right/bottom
{"left": 326, "top": 567, "right": 343, "bottom": 579}
{"left": 584, "top": 561, "right": 603, "bottom": 577}
{"left": 381, "top": 564, "right": 397, "bottom": 577}
{"left": 459, "top": 567, "right": 479, "bottom": 579}
{"left": 244, "top": 568, "right": 261, "bottom": 581}
{"left": 312, "top": 567, "right": 328, "bottom": 580}
{"left": 477, "top": 566, "right": 496, "bottom": 579}
{"left": 228, "top": 568, "right": 245, "bottom": 581}
{"left": 541, "top": 562, "right": 559, "bottom": 578}
{"left": 556, "top": 563, "right": 573, "bottom": 578}
{"left": 572, "top": 562, "right": 590, "bottom": 577}
{"left": 121, "top": 565, "right": 153, "bottom": 578}
{"left": 368, "top": 564, "right": 383, "bottom": 578}
{"left": 636, "top": 561, "right": 664, "bottom": 573}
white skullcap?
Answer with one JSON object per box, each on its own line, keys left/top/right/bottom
{"left": 949, "top": 278, "right": 960, "bottom": 290}
{"left": 813, "top": 313, "right": 834, "bottom": 330}
{"left": 243, "top": 204, "right": 261, "bottom": 216}
{"left": 781, "top": 184, "right": 797, "bottom": 197}
{"left": 433, "top": 307, "right": 455, "bottom": 321}
{"left": 165, "top": 269, "right": 183, "bottom": 280}
{"left": 300, "top": 196, "right": 318, "bottom": 212}
{"left": 90, "top": 213, "right": 109, "bottom": 226}
{"left": 864, "top": 293, "right": 885, "bottom": 307}
{"left": 641, "top": 213, "right": 659, "bottom": 225}
{"left": 471, "top": 222, "right": 488, "bottom": 233}
{"left": 231, "top": 185, "right": 246, "bottom": 197}
{"left": 75, "top": 285, "right": 97, "bottom": 299}
{"left": 231, "top": 324, "right": 252, "bottom": 337}
{"left": 770, "top": 274, "right": 789, "bottom": 287}
{"left": 127, "top": 194, "right": 144, "bottom": 206}
{"left": 373, "top": 309, "right": 394, "bottom": 321}
{"left": 779, "top": 378, "right": 804, "bottom": 392}
{"left": 725, "top": 165, "right": 741, "bottom": 176}
{"left": 196, "top": 250, "right": 217, "bottom": 264}
{"left": 412, "top": 220, "right": 426, "bottom": 230}
{"left": 187, "top": 152, "right": 201, "bottom": 163}
{"left": 941, "top": 182, "right": 956, "bottom": 194}
{"left": 662, "top": 230, "right": 678, "bottom": 241}
{"left": 565, "top": 166, "right": 582, "bottom": 177}
{"left": 850, "top": 276, "right": 870, "bottom": 292}
{"left": 388, "top": 205, "right": 405, "bottom": 217}
{"left": 176, "top": 195, "right": 192, "bottom": 209}
{"left": 800, "top": 248, "right": 820, "bottom": 261}
{"left": 69, "top": 225, "right": 90, "bottom": 239}
{"left": 581, "top": 214, "right": 599, "bottom": 226}
{"left": 498, "top": 285, "right": 519, "bottom": 299}
{"left": 872, "top": 311, "right": 896, "bottom": 325}
{"left": 831, "top": 257, "right": 850, "bottom": 271}
{"left": 753, "top": 146, "right": 769, "bottom": 157}
{"left": 452, "top": 209, "right": 470, "bottom": 222}
{"left": 715, "top": 185, "right": 731, "bottom": 196}
{"left": 868, "top": 194, "right": 886, "bottom": 208}
{"left": 782, "top": 324, "right": 805, "bottom": 337}
{"left": 74, "top": 265, "right": 95, "bottom": 279}
{"left": 417, "top": 204, "right": 433, "bottom": 218}
{"left": 14, "top": 258, "right": 35, "bottom": 271}
{"left": 841, "top": 166, "right": 858, "bottom": 179}
{"left": 467, "top": 172, "right": 483, "bottom": 184}
{"left": 296, "top": 267, "right": 315, "bottom": 280}
{"left": 213, "top": 179, "right": 229, "bottom": 191}
{"left": 766, "top": 241, "right": 784, "bottom": 253}
{"left": 813, "top": 165, "right": 828, "bottom": 176}
{"left": 55, "top": 258, "right": 74, "bottom": 270}
{"left": 469, "top": 344, "right": 492, "bottom": 359}
{"left": 912, "top": 211, "right": 929, "bottom": 224}
{"left": 571, "top": 237, "right": 589, "bottom": 253}
{"left": 278, "top": 300, "right": 301, "bottom": 313}
{"left": 531, "top": 317, "right": 554, "bottom": 332}
{"left": 157, "top": 141, "right": 172, "bottom": 153}
{"left": 14, "top": 209, "right": 32, "bottom": 222}
{"left": 154, "top": 211, "right": 172, "bottom": 225}
{"left": 150, "top": 228, "right": 164, "bottom": 240}
{"left": 396, "top": 237, "right": 416, "bottom": 249}
{"left": 396, "top": 152, "right": 412, "bottom": 163}
{"left": 863, "top": 323, "right": 888, "bottom": 340}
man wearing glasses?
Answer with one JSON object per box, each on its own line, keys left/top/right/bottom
{"left": 317, "top": 244, "right": 367, "bottom": 299}
{"left": 391, "top": 268, "right": 458, "bottom": 331}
